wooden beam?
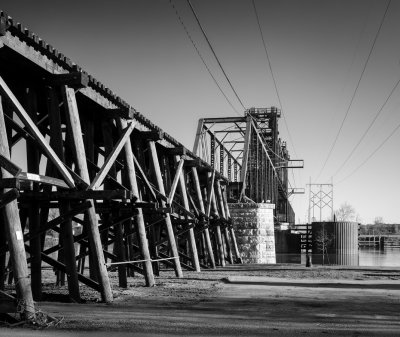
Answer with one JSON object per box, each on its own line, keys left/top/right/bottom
{"left": 17, "top": 172, "right": 69, "bottom": 189}
{"left": 0, "top": 154, "right": 21, "bottom": 176}
{"left": 50, "top": 72, "right": 89, "bottom": 89}
{"left": 89, "top": 121, "right": 135, "bottom": 190}
{"left": 0, "top": 188, "right": 19, "bottom": 209}
{"left": 0, "top": 95, "right": 35, "bottom": 320}
{"left": 168, "top": 158, "right": 184, "bottom": 204}
{"left": 0, "top": 76, "right": 75, "bottom": 188}
{"left": 61, "top": 85, "right": 112, "bottom": 303}
{"left": 131, "top": 152, "right": 158, "bottom": 202}
{"left": 175, "top": 155, "right": 200, "bottom": 272}
{"left": 148, "top": 140, "right": 183, "bottom": 278}
{"left": 191, "top": 167, "right": 215, "bottom": 268}
{"left": 117, "top": 118, "right": 154, "bottom": 287}
{"left": 19, "top": 189, "right": 132, "bottom": 201}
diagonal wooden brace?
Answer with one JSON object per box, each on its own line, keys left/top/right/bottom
{"left": 89, "top": 121, "right": 135, "bottom": 190}
{"left": 0, "top": 76, "right": 75, "bottom": 188}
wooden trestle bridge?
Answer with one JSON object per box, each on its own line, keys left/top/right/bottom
{"left": 0, "top": 11, "right": 300, "bottom": 321}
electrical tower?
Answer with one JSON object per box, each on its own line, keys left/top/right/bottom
{"left": 307, "top": 179, "right": 333, "bottom": 223}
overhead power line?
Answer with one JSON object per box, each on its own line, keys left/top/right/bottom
{"left": 168, "top": 0, "right": 241, "bottom": 115}
{"left": 333, "top": 75, "right": 400, "bottom": 177}
{"left": 315, "top": 0, "right": 392, "bottom": 181}
{"left": 186, "top": 0, "right": 246, "bottom": 110}
{"left": 337, "top": 119, "right": 400, "bottom": 185}
{"left": 252, "top": 0, "right": 298, "bottom": 185}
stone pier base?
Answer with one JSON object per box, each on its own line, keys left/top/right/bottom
{"left": 228, "top": 203, "right": 276, "bottom": 264}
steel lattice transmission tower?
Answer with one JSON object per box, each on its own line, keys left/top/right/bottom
{"left": 307, "top": 179, "right": 334, "bottom": 223}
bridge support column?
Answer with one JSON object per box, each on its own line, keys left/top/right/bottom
{"left": 229, "top": 203, "right": 276, "bottom": 264}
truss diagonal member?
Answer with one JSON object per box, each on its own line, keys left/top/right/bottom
{"left": 89, "top": 121, "right": 136, "bottom": 190}
{"left": 168, "top": 157, "right": 185, "bottom": 204}
{"left": 131, "top": 152, "right": 158, "bottom": 202}
{"left": 0, "top": 76, "right": 75, "bottom": 188}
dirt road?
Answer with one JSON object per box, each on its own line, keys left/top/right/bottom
{"left": 1, "top": 265, "right": 399, "bottom": 336}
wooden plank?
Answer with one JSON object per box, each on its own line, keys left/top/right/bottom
{"left": 0, "top": 76, "right": 75, "bottom": 188}
{"left": 89, "top": 121, "right": 135, "bottom": 190}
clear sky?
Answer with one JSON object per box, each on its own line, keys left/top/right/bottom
{"left": 2, "top": 0, "right": 399, "bottom": 224}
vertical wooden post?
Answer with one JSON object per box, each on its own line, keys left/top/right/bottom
{"left": 191, "top": 167, "right": 216, "bottom": 268}
{"left": 81, "top": 115, "right": 96, "bottom": 279}
{"left": 0, "top": 208, "right": 6, "bottom": 290}
{"left": 0, "top": 96, "right": 35, "bottom": 320}
{"left": 215, "top": 180, "right": 233, "bottom": 264}
{"left": 61, "top": 86, "right": 113, "bottom": 303}
{"left": 174, "top": 156, "right": 200, "bottom": 272}
{"left": 117, "top": 118, "right": 154, "bottom": 287}
{"left": 102, "top": 119, "right": 127, "bottom": 288}
{"left": 47, "top": 87, "right": 81, "bottom": 302}
{"left": 211, "top": 184, "right": 225, "bottom": 267}
{"left": 148, "top": 140, "right": 183, "bottom": 278}
{"left": 25, "top": 88, "right": 42, "bottom": 300}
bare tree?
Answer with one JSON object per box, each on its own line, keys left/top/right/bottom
{"left": 374, "top": 216, "right": 384, "bottom": 225}
{"left": 314, "top": 226, "right": 335, "bottom": 265}
{"left": 335, "top": 202, "right": 356, "bottom": 222}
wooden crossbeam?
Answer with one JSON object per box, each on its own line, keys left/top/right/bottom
{"left": 0, "top": 154, "right": 21, "bottom": 176}
{"left": 31, "top": 248, "right": 101, "bottom": 292}
{"left": 0, "top": 188, "right": 19, "bottom": 209}
{"left": 17, "top": 172, "right": 69, "bottom": 189}
{"left": 0, "top": 178, "right": 32, "bottom": 190}
{"left": 89, "top": 121, "right": 135, "bottom": 190}
{"left": 0, "top": 290, "right": 16, "bottom": 313}
{"left": 50, "top": 72, "right": 89, "bottom": 89}
{"left": 0, "top": 76, "right": 75, "bottom": 188}
{"left": 19, "top": 190, "right": 132, "bottom": 201}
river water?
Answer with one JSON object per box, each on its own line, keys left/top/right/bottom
{"left": 359, "top": 247, "right": 400, "bottom": 267}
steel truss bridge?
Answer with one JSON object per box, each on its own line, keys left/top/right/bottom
{"left": 193, "top": 107, "right": 304, "bottom": 225}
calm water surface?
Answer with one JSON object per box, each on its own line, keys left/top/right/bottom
{"left": 359, "top": 247, "right": 400, "bottom": 267}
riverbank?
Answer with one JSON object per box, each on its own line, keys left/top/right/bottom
{"left": 1, "top": 264, "right": 400, "bottom": 336}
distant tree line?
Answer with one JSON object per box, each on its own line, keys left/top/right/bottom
{"left": 360, "top": 223, "right": 400, "bottom": 235}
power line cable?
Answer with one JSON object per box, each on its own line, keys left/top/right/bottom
{"left": 186, "top": 0, "right": 246, "bottom": 110}
{"left": 337, "top": 119, "right": 400, "bottom": 184}
{"left": 168, "top": 0, "right": 241, "bottom": 115}
{"left": 315, "top": 0, "right": 391, "bottom": 181}
{"left": 251, "top": 0, "right": 298, "bottom": 160}
{"left": 333, "top": 75, "right": 400, "bottom": 177}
